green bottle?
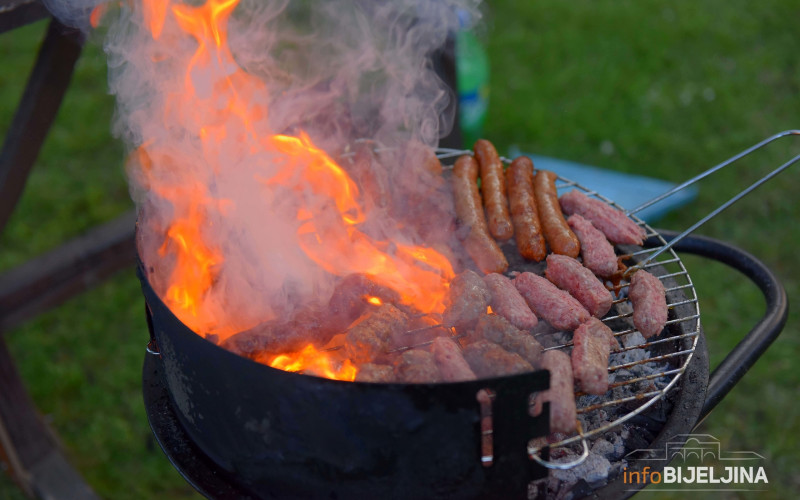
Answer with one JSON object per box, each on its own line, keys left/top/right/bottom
{"left": 456, "top": 15, "right": 489, "bottom": 147}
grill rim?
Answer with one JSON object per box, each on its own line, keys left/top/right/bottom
{"left": 138, "top": 134, "right": 790, "bottom": 496}
{"left": 138, "top": 152, "right": 705, "bottom": 477}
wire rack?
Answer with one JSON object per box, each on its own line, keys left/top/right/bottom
{"left": 337, "top": 130, "right": 800, "bottom": 469}
{"left": 432, "top": 148, "right": 701, "bottom": 467}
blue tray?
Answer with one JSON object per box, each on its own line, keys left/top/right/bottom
{"left": 507, "top": 148, "right": 698, "bottom": 223}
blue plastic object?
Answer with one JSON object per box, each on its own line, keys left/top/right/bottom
{"left": 507, "top": 147, "right": 698, "bottom": 223}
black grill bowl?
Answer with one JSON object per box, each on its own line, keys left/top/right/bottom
{"left": 140, "top": 231, "right": 786, "bottom": 499}
{"left": 140, "top": 262, "right": 554, "bottom": 499}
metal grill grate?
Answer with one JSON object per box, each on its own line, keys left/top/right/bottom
{"left": 435, "top": 151, "right": 700, "bottom": 465}
{"left": 327, "top": 147, "right": 702, "bottom": 468}
{"left": 330, "top": 130, "right": 800, "bottom": 469}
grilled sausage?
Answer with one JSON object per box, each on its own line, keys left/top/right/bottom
{"left": 221, "top": 309, "right": 333, "bottom": 357}
{"left": 443, "top": 270, "right": 493, "bottom": 331}
{"left": 395, "top": 349, "right": 442, "bottom": 383}
{"left": 534, "top": 170, "right": 580, "bottom": 257}
{"left": 345, "top": 304, "right": 409, "bottom": 364}
{"left": 532, "top": 350, "right": 577, "bottom": 433}
{"left": 462, "top": 340, "right": 533, "bottom": 378}
{"left": 571, "top": 318, "right": 615, "bottom": 395}
{"left": 506, "top": 156, "right": 547, "bottom": 261}
{"left": 628, "top": 269, "right": 668, "bottom": 338}
{"left": 514, "top": 271, "right": 590, "bottom": 331}
{"left": 328, "top": 273, "right": 402, "bottom": 331}
{"left": 348, "top": 144, "right": 390, "bottom": 210}
{"left": 567, "top": 214, "right": 618, "bottom": 278}
{"left": 545, "top": 254, "right": 613, "bottom": 318}
{"left": 355, "top": 363, "right": 396, "bottom": 383}
{"left": 474, "top": 139, "right": 514, "bottom": 240}
{"left": 432, "top": 337, "right": 477, "bottom": 381}
{"left": 452, "top": 155, "right": 509, "bottom": 273}
{"left": 474, "top": 314, "right": 543, "bottom": 367}
{"left": 482, "top": 273, "right": 538, "bottom": 330}
{"left": 559, "top": 190, "right": 645, "bottom": 245}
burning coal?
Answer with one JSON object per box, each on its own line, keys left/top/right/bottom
{"left": 45, "top": 0, "right": 481, "bottom": 379}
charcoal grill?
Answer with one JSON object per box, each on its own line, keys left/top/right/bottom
{"left": 141, "top": 132, "right": 791, "bottom": 498}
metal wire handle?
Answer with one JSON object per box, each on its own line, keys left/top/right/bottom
{"left": 626, "top": 129, "right": 800, "bottom": 272}
{"left": 528, "top": 421, "right": 590, "bottom": 470}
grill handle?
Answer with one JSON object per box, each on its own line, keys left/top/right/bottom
{"left": 629, "top": 130, "right": 800, "bottom": 271}
{"left": 649, "top": 230, "right": 788, "bottom": 423}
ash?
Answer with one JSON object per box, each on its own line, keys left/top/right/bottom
{"left": 528, "top": 316, "right": 674, "bottom": 499}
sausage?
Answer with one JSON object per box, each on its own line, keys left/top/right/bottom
{"left": 559, "top": 190, "right": 645, "bottom": 245}
{"left": 442, "top": 270, "right": 492, "bottom": 331}
{"left": 221, "top": 309, "right": 334, "bottom": 357}
{"left": 348, "top": 144, "right": 390, "bottom": 209}
{"left": 355, "top": 363, "right": 396, "bottom": 383}
{"left": 532, "top": 350, "right": 577, "bottom": 433}
{"left": 571, "top": 318, "right": 614, "bottom": 395}
{"left": 506, "top": 156, "right": 547, "bottom": 261}
{"left": 328, "top": 274, "right": 402, "bottom": 331}
{"left": 432, "top": 337, "right": 477, "bottom": 381}
{"left": 386, "top": 142, "right": 456, "bottom": 246}
{"left": 452, "top": 155, "right": 509, "bottom": 273}
{"left": 474, "top": 314, "right": 543, "bottom": 367}
{"left": 567, "top": 214, "right": 618, "bottom": 278}
{"left": 514, "top": 272, "right": 590, "bottom": 331}
{"left": 482, "top": 273, "right": 538, "bottom": 330}
{"left": 628, "top": 270, "right": 668, "bottom": 338}
{"left": 474, "top": 139, "right": 514, "bottom": 240}
{"left": 344, "top": 304, "right": 409, "bottom": 364}
{"left": 534, "top": 170, "right": 580, "bottom": 257}
{"left": 394, "top": 349, "right": 441, "bottom": 383}
{"left": 404, "top": 139, "right": 443, "bottom": 176}
{"left": 462, "top": 340, "right": 534, "bottom": 378}
{"left": 545, "top": 254, "right": 613, "bottom": 318}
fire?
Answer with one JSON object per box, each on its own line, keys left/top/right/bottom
{"left": 366, "top": 296, "right": 383, "bottom": 306}
{"left": 129, "top": 0, "right": 456, "bottom": 380}
{"left": 268, "top": 345, "right": 356, "bottom": 381}
{"left": 89, "top": 3, "right": 109, "bottom": 29}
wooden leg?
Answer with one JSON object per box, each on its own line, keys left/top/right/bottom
{"left": 0, "top": 13, "right": 106, "bottom": 499}
{"left": 0, "top": 338, "right": 99, "bottom": 499}
{"left": 0, "top": 17, "right": 84, "bottom": 233}
{"left": 0, "top": 210, "right": 137, "bottom": 333}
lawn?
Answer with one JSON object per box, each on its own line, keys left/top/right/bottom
{"left": 1, "top": 1, "right": 799, "bottom": 499}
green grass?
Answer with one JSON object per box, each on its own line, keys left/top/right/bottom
{"left": 1, "top": 1, "right": 799, "bottom": 498}
{"left": 485, "top": 1, "right": 800, "bottom": 498}
{"left": 0, "top": 21, "right": 197, "bottom": 500}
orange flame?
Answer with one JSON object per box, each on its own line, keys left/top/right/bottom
{"left": 143, "top": 0, "right": 171, "bottom": 39}
{"left": 268, "top": 345, "right": 356, "bottom": 381}
{"left": 90, "top": 3, "right": 110, "bottom": 29}
{"left": 136, "top": 0, "right": 455, "bottom": 380}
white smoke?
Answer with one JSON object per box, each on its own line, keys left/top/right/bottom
{"left": 46, "top": 0, "right": 481, "bottom": 338}
{"left": 42, "top": 0, "right": 102, "bottom": 30}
